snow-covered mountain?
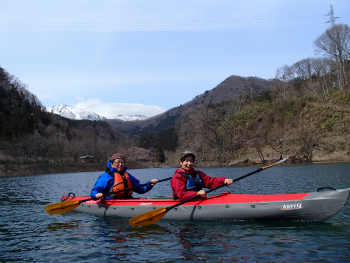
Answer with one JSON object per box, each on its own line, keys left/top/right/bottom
{"left": 47, "top": 105, "right": 148, "bottom": 121}
{"left": 47, "top": 105, "right": 106, "bottom": 121}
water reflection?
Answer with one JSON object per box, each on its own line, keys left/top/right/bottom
{"left": 1, "top": 163, "right": 350, "bottom": 262}
{"left": 47, "top": 222, "right": 80, "bottom": 231}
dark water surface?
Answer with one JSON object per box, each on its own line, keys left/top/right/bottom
{"left": 1, "top": 163, "right": 349, "bottom": 262}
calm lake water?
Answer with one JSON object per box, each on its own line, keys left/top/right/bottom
{"left": 1, "top": 162, "right": 349, "bottom": 262}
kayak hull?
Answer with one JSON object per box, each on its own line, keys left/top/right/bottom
{"left": 62, "top": 188, "right": 350, "bottom": 222}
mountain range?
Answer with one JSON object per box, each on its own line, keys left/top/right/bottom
{"left": 47, "top": 75, "right": 273, "bottom": 132}
{"left": 105, "top": 75, "right": 274, "bottom": 133}
{"left": 47, "top": 105, "right": 148, "bottom": 121}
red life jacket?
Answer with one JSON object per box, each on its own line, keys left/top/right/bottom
{"left": 112, "top": 171, "right": 133, "bottom": 198}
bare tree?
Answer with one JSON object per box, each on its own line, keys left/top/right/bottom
{"left": 66, "top": 139, "right": 86, "bottom": 162}
{"left": 21, "top": 134, "right": 43, "bottom": 163}
{"left": 178, "top": 105, "right": 229, "bottom": 163}
{"left": 198, "top": 106, "right": 226, "bottom": 162}
{"left": 293, "top": 58, "right": 314, "bottom": 80}
{"left": 294, "top": 121, "right": 321, "bottom": 162}
{"left": 310, "top": 57, "right": 334, "bottom": 98}
{"left": 274, "top": 65, "right": 298, "bottom": 101}
{"left": 248, "top": 135, "right": 267, "bottom": 163}
{"left": 314, "top": 24, "right": 350, "bottom": 91}
{"left": 266, "top": 124, "right": 288, "bottom": 160}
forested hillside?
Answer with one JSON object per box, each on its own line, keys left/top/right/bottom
{"left": 1, "top": 23, "right": 349, "bottom": 176}
{"left": 0, "top": 68, "right": 49, "bottom": 140}
{"left": 0, "top": 67, "right": 137, "bottom": 175}
{"left": 138, "top": 24, "right": 350, "bottom": 166}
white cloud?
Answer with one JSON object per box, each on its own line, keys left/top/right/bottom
{"left": 3, "top": 0, "right": 350, "bottom": 116}
{"left": 74, "top": 98, "right": 166, "bottom": 118}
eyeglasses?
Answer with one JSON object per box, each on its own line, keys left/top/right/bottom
{"left": 113, "top": 161, "right": 125, "bottom": 165}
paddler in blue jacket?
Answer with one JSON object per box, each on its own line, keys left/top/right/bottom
{"left": 91, "top": 153, "right": 158, "bottom": 199}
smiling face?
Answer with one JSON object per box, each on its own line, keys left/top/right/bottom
{"left": 111, "top": 158, "right": 125, "bottom": 173}
{"left": 180, "top": 155, "right": 195, "bottom": 171}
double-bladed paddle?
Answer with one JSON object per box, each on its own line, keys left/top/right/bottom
{"left": 129, "top": 158, "right": 288, "bottom": 227}
{"left": 45, "top": 176, "right": 172, "bottom": 215}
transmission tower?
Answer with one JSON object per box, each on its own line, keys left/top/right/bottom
{"left": 325, "top": 5, "right": 340, "bottom": 27}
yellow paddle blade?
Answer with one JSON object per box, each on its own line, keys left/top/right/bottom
{"left": 44, "top": 200, "right": 80, "bottom": 215}
{"left": 129, "top": 208, "right": 167, "bottom": 227}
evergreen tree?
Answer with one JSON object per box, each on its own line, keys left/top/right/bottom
{"left": 155, "top": 145, "right": 165, "bottom": 163}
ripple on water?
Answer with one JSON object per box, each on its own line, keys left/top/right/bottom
{"left": 1, "top": 164, "right": 350, "bottom": 262}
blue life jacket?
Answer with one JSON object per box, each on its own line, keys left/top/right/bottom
{"left": 181, "top": 173, "right": 203, "bottom": 191}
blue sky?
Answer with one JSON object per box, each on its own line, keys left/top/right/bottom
{"left": 1, "top": 0, "right": 349, "bottom": 118}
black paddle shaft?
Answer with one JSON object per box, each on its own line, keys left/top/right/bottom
{"left": 101, "top": 176, "right": 172, "bottom": 199}
{"left": 165, "top": 167, "right": 265, "bottom": 212}
{"left": 74, "top": 176, "right": 172, "bottom": 204}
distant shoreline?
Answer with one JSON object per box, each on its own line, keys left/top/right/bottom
{"left": 1, "top": 156, "right": 349, "bottom": 177}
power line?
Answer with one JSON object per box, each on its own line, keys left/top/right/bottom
{"left": 0, "top": 15, "right": 331, "bottom": 34}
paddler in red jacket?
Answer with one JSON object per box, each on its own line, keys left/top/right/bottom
{"left": 171, "top": 151, "right": 233, "bottom": 201}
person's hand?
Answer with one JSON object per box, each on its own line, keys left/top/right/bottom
{"left": 95, "top": 193, "right": 103, "bottom": 199}
{"left": 224, "top": 179, "right": 233, "bottom": 186}
{"left": 151, "top": 179, "right": 158, "bottom": 186}
{"left": 197, "top": 190, "right": 206, "bottom": 197}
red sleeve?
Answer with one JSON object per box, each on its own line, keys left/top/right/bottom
{"left": 171, "top": 170, "right": 227, "bottom": 201}
{"left": 197, "top": 170, "right": 226, "bottom": 189}
{"left": 171, "top": 172, "right": 198, "bottom": 201}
